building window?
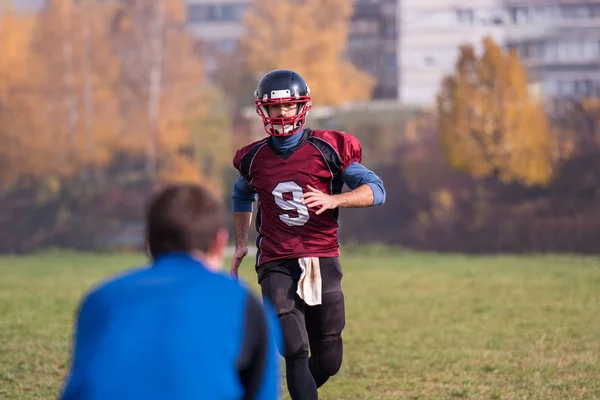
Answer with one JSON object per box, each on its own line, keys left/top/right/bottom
{"left": 490, "top": 15, "right": 504, "bottom": 25}
{"left": 508, "top": 7, "right": 530, "bottom": 24}
{"left": 350, "top": 20, "right": 379, "bottom": 36}
{"left": 543, "top": 81, "right": 558, "bottom": 96}
{"left": 186, "top": 4, "right": 247, "bottom": 23}
{"left": 531, "top": 41, "right": 544, "bottom": 58}
{"left": 384, "top": 53, "right": 397, "bottom": 71}
{"left": 381, "top": 21, "right": 396, "bottom": 37}
{"left": 456, "top": 9, "right": 474, "bottom": 25}
{"left": 545, "top": 41, "right": 558, "bottom": 61}
{"left": 506, "top": 4, "right": 600, "bottom": 24}
{"left": 574, "top": 80, "right": 594, "bottom": 96}
{"left": 212, "top": 39, "right": 238, "bottom": 54}
{"left": 424, "top": 56, "right": 435, "bottom": 66}
{"left": 560, "top": 5, "right": 592, "bottom": 19}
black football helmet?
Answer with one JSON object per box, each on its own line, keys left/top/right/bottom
{"left": 254, "top": 69, "right": 312, "bottom": 136}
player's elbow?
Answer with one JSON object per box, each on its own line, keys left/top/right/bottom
{"left": 377, "top": 185, "right": 386, "bottom": 206}
{"left": 367, "top": 180, "right": 386, "bottom": 206}
{"left": 231, "top": 178, "right": 257, "bottom": 206}
{"left": 231, "top": 197, "right": 254, "bottom": 213}
{"left": 231, "top": 191, "right": 256, "bottom": 203}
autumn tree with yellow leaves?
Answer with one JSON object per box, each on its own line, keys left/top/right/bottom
{"left": 108, "top": 0, "right": 208, "bottom": 184}
{"left": 437, "top": 36, "right": 552, "bottom": 186}
{"left": 241, "top": 0, "right": 375, "bottom": 106}
{"left": 26, "top": 0, "right": 123, "bottom": 181}
{"left": 0, "top": 7, "right": 45, "bottom": 188}
{"left": 0, "top": 0, "right": 232, "bottom": 252}
{"left": 0, "top": 0, "right": 219, "bottom": 190}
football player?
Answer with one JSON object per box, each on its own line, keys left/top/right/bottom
{"left": 230, "top": 69, "right": 386, "bottom": 399}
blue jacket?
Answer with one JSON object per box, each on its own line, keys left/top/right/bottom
{"left": 60, "top": 253, "right": 282, "bottom": 400}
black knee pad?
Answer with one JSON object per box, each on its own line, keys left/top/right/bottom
{"left": 278, "top": 310, "right": 309, "bottom": 358}
{"left": 258, "top": 265, "right": 309, "bottom": 358}
{"left": 309, "top": 332, "right": 343, "bottom": 388}
{"left": 317, "top": 332, "right": 343, "bottom": 376}
{"left": 320, "top": 291, "right": 345, "bottom": 336}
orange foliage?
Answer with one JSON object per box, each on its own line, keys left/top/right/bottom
{"left": 0, "top": 0, "right": 211, "bottom": 188}
{"left": 241, "top": 0, "right": 374, "bottom": 106}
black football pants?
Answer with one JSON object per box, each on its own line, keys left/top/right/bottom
{"left": 257, "top": 257, "right": 345, "bottom": 400}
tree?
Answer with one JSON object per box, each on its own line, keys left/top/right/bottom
{"left": 0, "top": 7, "right": 39, "bottom": 188}
{"left": 548, "top": 96, "right": 600, "bottom": 162}
{"left": 0, "top": 0, "right": 234, "bottom": 252}
{"left": 240, "top": 0, "right": 375, "bottom": 106}
{"left": 109, "top": 0, "right": 205, "bottom": 182}
{"left": 546, "top": 96, "right": 600, "bottom": 212}
{"left": 437, "top": 36, "right": 552, "bottom": 186}
{"left": 30, "top": 0, "right": 123, "bottom": 179}
{"left": 184, "top": 87, "right": 232, "bottom": 189}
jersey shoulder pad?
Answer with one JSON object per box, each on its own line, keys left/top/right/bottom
{"left": 233, "top": 137, "right": 268, "bottom": 175}
{"left": 308, "top": 129, "right": 362, "bottom": 171}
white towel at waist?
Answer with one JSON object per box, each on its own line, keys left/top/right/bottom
{"left": 297, "top": 257, "right": 322, "bottom": 306}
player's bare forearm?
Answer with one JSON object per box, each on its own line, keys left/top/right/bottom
{"left": 233, "top": 212, "right": 252, "bottom": 248}
{"left": 230, "top": 212, "right": 252, "bottom": 277}
{"left": 334, "top": 184, "right": 374, "bottom": 208}
{"left": 302, "top": 184, "right": 375, "bottom": 215}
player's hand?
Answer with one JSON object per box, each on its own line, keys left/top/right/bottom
{"left": 301, "top": 185, "right": 339, "bottom": 215}
{"left": 230, "top": 246, "right": 248, "bottom": 279}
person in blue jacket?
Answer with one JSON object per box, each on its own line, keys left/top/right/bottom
{"left": 60, "top": 183, "right": 283, "bottom": 400}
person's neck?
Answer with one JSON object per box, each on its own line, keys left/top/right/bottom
{"left": 270, "top": 129, "right": 305, "bottom": 153}
{"left": 190, "top": 250, "right": 222, "bottom": 272}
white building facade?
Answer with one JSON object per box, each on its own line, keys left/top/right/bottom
{"left": 399, "top": 0, "right": 600, "bottom": 106}
{"left": 504, "top": 0, "right": 600, "bottom": 99}
{"left": 399, "top": 0, "right": 506, "bottom": 106}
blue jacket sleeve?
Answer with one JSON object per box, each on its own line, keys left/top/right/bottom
{"left": 341, "top": 162, "right": 386, "bottom": 205}
{"left": 60, "top": 291, "right": 101, "bottom": 400}
{"left": 232, "top": 174, "right": 257, "bottom": 213}
{"left": 253, "top": 298, "right": 283, "bottom": 400}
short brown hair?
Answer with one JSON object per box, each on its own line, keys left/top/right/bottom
{"left": 146, "top": 183, "right": 225, "bottom": 259}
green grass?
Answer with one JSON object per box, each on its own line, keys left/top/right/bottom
{"left": 1, "top": 249, "right": 600, "bottom": 399}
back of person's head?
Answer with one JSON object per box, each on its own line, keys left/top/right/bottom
{"left": 145, "top": 183, "right": 227, "bottom": 268}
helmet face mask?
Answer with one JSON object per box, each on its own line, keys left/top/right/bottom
{"left": 254, "top": 70, "right": 312, "bottom": 137}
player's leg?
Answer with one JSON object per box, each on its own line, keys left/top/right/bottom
{"left": 306, "top": 257, "right": 346, "bottom": 388}
{"left": 257, "top": 259, "right": 318, "bottom": 400}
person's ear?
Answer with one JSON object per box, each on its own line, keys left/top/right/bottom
{"left": 200, "top": 228, "right": 229, "bottom": 272}
{"left": 211, "top": 228, "right": 229, "bottom": 258}
{"left": 203, "top": 227, "right": 228, "bottom": 269}
{"left": 145, "top": 240, "right": 153, "bottom": 260}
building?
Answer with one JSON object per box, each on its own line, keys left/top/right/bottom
{"left": 399, "top": 0, "right": 600, "bottom": 106}
{"left": 346, "top": 0, "right": 399, "bottom": 99}
{"left": 184, "top": 0, "right": 400, "bottom": 99}
{"left": 399, "top": 0, "right": 506, "bottom": 106}
{"left": 504, "top": 0, "right": 600, "bottom": 99}
{"left": 185, "top": 0, "right": 250, "bottom": 74}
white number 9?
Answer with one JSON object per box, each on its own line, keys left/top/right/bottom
{"left": 272, "top": 181, "right": 310, "bottom": 227}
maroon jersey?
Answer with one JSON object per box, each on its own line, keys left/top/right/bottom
{"left": 233, "top": 129, "right": 362, "bottom": 265}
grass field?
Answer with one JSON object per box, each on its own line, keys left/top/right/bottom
{"left": 1, "top": 249, "right": 599, "bottom": 400}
